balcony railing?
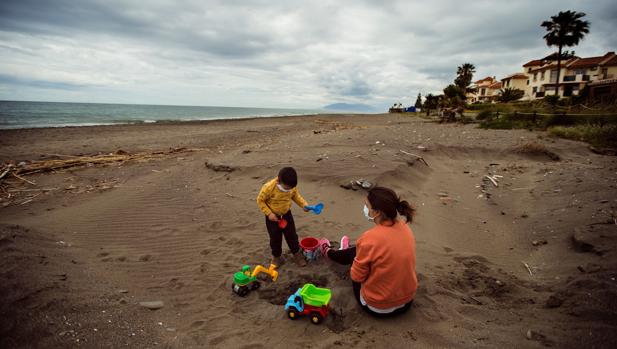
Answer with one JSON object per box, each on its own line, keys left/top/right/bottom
{"left": 535, "top": 91, "right": 545, "bottom": 98}
{"left": 582, "top": 75, "right": 590, "bottom": 81}
{"left": 563, "top": 75, "right": 576, "bottom": 82}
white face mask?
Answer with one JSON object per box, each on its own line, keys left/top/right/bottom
{"left": 363, "top": 205, "right": 374, "bottom": 221}
{"left": 277, "top": 184, "right": 291, "bottom": 193}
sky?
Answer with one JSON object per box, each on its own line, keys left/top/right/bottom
{"left": 0, "top": 0, "right": 615, "bottom": 110}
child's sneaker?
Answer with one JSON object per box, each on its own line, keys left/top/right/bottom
{"left": 340, "top": 235, "right": 350, "bottom": 250}
{"left": 271, "top": 256, "right": 284, "bottom": 267}
{"left": 318, "top": 238, "right": 331, "bottom": 258}
{"left": 292, "top": 251, "right": 307, "bottom": 267}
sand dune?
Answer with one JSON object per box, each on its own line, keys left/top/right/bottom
{"left": 1, "top": 114, "right": 616, "bottom": 348}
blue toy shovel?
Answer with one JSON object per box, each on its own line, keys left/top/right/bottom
{"left": 306, "top": 202, "right": 324, "bottom": 215}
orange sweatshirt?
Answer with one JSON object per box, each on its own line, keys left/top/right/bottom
{"left": 351, "top": 220, "right": 417, "bottom": 309}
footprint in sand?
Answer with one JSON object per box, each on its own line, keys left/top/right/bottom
{"left": 166, "top": 278, "right": 185, "bottom": 290}
{"left": 190, "top": 320, "right": 206, "bottom": 329}
{"left": 209, "top": 221, "right": 223, "bottom": 230}
{"left": 139, "top": 254, "right": 152, "bottom": 262}
{"left": 200, "top": 248, "right": 212, "bottom": 256}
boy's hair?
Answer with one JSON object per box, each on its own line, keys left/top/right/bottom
{"left": 278, "top": 167, "right": 298, "bottom": 188}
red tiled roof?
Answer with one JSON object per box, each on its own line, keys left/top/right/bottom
{"left": 474, "top": 76, "right": 494, "bottom": 84}
{"left": 503, "top": 73, "right": 528, "bottom": 80}
{"left": 568, "top": 52, "right": 616, "bottom": 68}
{"left": 523, "top": 59, "right": 543, "bottom": 67}
{"left": 489, "top": 82, "right": 502, "bottom": 89}
{"left": 569, "top": 57, "right": 606, "bottom": 68}
{"left": 528, "top": 58, "right": 578, "bottom": 72}
{"left": 601, "top": 55, "right": 617, "bottom": 67}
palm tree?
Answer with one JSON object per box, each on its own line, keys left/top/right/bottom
{"left": 541, "top": 11, "right": 590, "bottom": 96}
{"left": 498, "top": 87, "right": 524, "bottom": 102}
{"left": 455, "top": 63, "right": 476, "bottom": 92}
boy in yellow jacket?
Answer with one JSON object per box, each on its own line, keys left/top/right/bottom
{"left": 257, "top": 167, "right": 309, "bottom": 267}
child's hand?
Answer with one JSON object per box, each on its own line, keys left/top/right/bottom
{"left": 303, "top": 206, "right": 309, "bottom": 212}
{"left": 268, "top": 213, "right": 279, "bottom": 222}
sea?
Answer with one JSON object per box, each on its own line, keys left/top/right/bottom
{"left": 0, "top": 100, "right": 327, "bottom": 129}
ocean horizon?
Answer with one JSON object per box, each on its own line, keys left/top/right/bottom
{"left": 0, "top": 100, "right": 330, "bottom": 129}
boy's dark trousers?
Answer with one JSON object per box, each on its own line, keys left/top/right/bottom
{"left": 265, "top": 210, "right": 300, "bottom": 257}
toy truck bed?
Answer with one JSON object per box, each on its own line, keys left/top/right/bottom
{"left": 300, "top": 283, "right": 331, "bottom": 307}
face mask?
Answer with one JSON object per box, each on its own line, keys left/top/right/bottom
{"left": 277, "top": 184, "right": 291, "bottom": 193}
{"left": 363, "top": 205, "right": 374, "bottom": 221}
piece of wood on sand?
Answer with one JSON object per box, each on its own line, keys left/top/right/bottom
{"left": 522, "top": 261, "right": 533, "bottom": 276}
{"left": 484, "top": 175, "right": 498, "bottom": 187}
{"left": 399, "top": 150, "right": 429, "bottom": 167}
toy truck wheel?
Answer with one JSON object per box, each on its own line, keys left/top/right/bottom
{"left": 287, "top": 308, "right": 300, "bottom": 320}
{"left": 310, "top": 312, "right": 323, "bottom": 325}
{"left": 250, "top": 281, "right": 261, "bottom": 291}
{"left": 232, "top": 284, "right": 249, "bottom": 297}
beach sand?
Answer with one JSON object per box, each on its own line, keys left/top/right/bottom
{"left": 1, "top": 113, "right": 616, "bottom": 348}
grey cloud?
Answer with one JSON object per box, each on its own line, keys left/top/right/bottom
{"left": 0, "top": 0, "right": 615, "bottom": 106}
{"left": 0, "top": 73, "right": 89, "bottom": 90}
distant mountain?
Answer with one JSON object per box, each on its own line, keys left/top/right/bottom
{"left": 323, "top": 103, "right": 376, "bottom": 112}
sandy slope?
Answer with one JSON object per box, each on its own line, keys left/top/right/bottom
{"left": 1, "top": 114, "right": 616, "bottom": 348}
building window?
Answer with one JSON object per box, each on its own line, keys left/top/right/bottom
{"left": 541, "top": 71, "right": 545, "bottom": 80}
{"left": 533, "top": 73, "right": 537, "bottom": 81}
{"left": 532, "top": 87, "right": 537, "bottom": 93}
{"left": 480, "top": 88, "right": 486, "bottom": 96}
{"left": 526, "top": 80, "right": 530, "bottom": 85}
{"left": 590, "top": 66, "right": 597, "bottom": 71}
{"left": 574, "top": 69, "right": 586, "bottom": 75}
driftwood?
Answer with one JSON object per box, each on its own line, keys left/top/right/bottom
{"left": 522, "top": 262, "right": 533, "bottom": 276}
{"left": 399, "top": 150, "right": 430, "bottom": 167}
{"left": 484, "top": 175, "right": 499, "bottom": 187}
{"left": 0, "top": 147, "right": 200, "bottom": 207}
{"left": 4, "top": 147, "right": 199, "bottom": 176}
{"left": 11, "top": 172, "right": 36, "bottom": 185}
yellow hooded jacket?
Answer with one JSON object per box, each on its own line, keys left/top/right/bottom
{"left": 256, "top": 178, "right": 308, "bottom": 216}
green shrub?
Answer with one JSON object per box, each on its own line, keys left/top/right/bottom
{"left": 476, "top": 110, "right": 494, "bottom": 120}
{"left": 544, "top": 95, "right": 560, "bottom": 107}
{"left": 549, "top": 124, "right": 617, "bottom": 148}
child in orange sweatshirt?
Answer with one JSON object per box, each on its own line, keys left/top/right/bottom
{"left": 257, "top": 167, "right": 309, "bottom": 267}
